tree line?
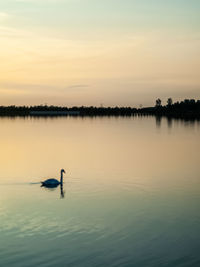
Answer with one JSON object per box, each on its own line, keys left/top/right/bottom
{"left": 0, "top": 99, "right": 199, "bottom": 118}
{"left": 0, "top": 105, "right": 137, "bottom": 116}
{"left": 139, "top": 98, "right": 200, "bottom": 119}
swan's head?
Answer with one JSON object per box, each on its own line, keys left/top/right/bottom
{"left": 61, "top": 169, "right": 66, "bottom": 174}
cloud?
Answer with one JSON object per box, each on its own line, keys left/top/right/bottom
{"left": 0, "top": 12, "right": 11, "bottom": 21}
{"left": 0, "top": 82, "right": 89, "bottom": 93}
{"left": 15, "top": 0, "right": 68, "bottom": 2}
{"left": 0, "top": 26, "right": 30, "bottom": 38}
{"left": 65, "top": 84, "right": 89, "bottom": 90}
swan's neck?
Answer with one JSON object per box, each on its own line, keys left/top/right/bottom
{"left": 60, "top": 171, "right": 63, "bottom": 184}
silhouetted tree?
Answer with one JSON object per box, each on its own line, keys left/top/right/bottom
{"left": 167, "top": 98, "right": 173, "bottom": 106}
{"left": 155, "top": 98, "right": 162, "bottom": 107}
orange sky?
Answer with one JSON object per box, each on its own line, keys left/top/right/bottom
{"left": 0, "top": 0, "right": 199, "bottom": 106}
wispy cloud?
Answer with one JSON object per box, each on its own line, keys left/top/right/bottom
{"left": 0, "top": 12, "right": 11, "bottom": 21}
{"left": 65, "top": 84, "right": 89, "bottom": 90}
{"left": 0, "top": 26, "right": 31, "bottom": 38}
{"left": 0, "top": 82, "right": 89, "bottom": 92}
{"left": 15, "top": 0, "right": 68, "bottom": 2}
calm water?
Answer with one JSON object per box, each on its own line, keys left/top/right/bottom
{"left": 0, "top": 116, "right": 200, "bottom": 267}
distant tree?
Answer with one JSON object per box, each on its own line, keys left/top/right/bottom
{"left": 189, "top": 99, "right": 195, "bottom": 104}
{"left": 167, "top": 98, "right": 173, "bottom": 106}
{"left": 155, "top": 98, "right": 162, "bottom": 107}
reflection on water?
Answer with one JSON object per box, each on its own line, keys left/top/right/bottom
{"left": 0, "top": 116, "right": 200, "bottom": 267}
{"left": 41, "top": 183, "right": 65, "bottom": 199}
{"left": 156, "top": 115, "right": 162, "bottom": 128}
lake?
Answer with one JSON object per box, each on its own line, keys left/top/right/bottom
{"left": 0, "top": 116, "right": 200, "bottom": 267}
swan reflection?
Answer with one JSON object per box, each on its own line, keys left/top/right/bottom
{"left": 41, "top": 183, "right": 65, "bottom": 198}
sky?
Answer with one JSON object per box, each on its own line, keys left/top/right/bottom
{"left": 0, "top": 0, "right": 199, "bottom": 107}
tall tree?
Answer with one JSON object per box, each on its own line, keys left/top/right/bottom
{"left": 155, "top": 98, "right": 162, "bottom": 107}
{"left": 167, "top": 98, "right": 173, "bottom": 106}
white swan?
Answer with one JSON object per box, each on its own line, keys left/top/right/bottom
{"left": 41, "top": 169, "right": 65, "bottom": 187}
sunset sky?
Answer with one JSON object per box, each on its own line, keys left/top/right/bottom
{"left": 0, "top": 0, "right": 199, "bottom": 107}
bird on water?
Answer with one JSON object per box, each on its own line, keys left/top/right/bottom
{"left": 41, "top": 169, "right": 66, "bottom": 187}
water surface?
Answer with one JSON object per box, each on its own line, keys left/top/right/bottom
{"left": 0, "top": 116, "right": 200, "bottom": 267}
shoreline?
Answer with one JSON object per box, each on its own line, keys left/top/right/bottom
{"left": 0, "top": 99, "right": 199, "bottom": 119}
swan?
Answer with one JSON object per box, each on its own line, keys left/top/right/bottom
{"left": 41, "top": 169, "right": 65, "bottom": 187}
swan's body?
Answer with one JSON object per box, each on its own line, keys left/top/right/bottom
{"left": 41, "top": 178, "right": 60, "bottom": 187}
{"left": 41, "top": 169, "right": 65, "bottom": 188}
